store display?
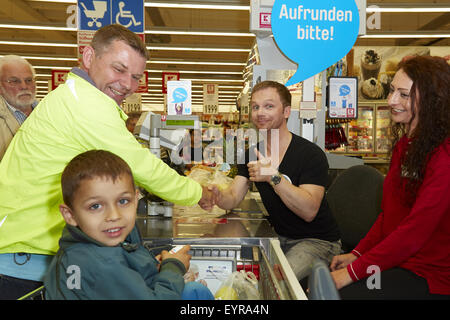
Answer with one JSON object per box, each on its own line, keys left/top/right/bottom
{"left": 325, "top": 121, "right": 348, "bottom": 151}
{"left": 375, "top": 105, "right": 391, "bottom": 153}
{"left": 347, "top": 106, "right": 374, "bottom": 152}
{"left": 360, "top": 49, "right": 382, "bottom": 81}
{"left": 361, "top": 78, "right": 384, "bottom": 99}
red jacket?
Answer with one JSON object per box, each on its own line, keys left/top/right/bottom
{"left": 347, "top": 136, "right": 450, "bottom": 295}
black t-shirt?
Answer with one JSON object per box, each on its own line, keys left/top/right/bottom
{"left": 237, "top": 134, "right": 340, "bottom": 241}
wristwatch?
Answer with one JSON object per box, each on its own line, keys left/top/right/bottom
{"left": 269, "top": 172, "right": 282, "bottom": 187}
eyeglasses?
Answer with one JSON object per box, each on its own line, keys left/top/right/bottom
{"left": 2, "top": 77, "right": 35, "bottom": 87}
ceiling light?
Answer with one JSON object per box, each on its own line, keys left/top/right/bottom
{"left": 145, "top": 3, "right": 250, "bottom": 11}
{"left": 19, "top": 56, "right": 78, "bottom": 62}
{"left": 366, "top": 5, "right": 450, "bottom": 13}
{"left": 1, "top": 55, "right": 243, "bottom": 66}
{"left": 33, "top": 66, "right": 72, "bottom": 70}
{"left": 0, "top": 41, "right": 77, "bottom": 47}
{"left": 0, "top": 24, "right": 75, "bottom": 31}
{"left": 150, "top": 60, "right": 245, "bottom": 66}
{"left": 360, "top": 33, "right": 450, "bottom": 39}
{"left": 146, "top": 30, "right": 255, "bottom": 37}
{"left": 0, "top": 40, "right": 248, "bottom": 52}
{"left": 150, "top": 70, "right": 242, "bottom": 75}
{"left": 147, "top": 46, "right": 250, "bottom": 52}
{"left": 148, "top": 77, "right": 243, "bottom": 83}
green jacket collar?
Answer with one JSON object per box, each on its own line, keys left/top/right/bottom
{"left": 61, "top": 224, "right": 141, "bottom": 253}
{"left": 69, "top": 67, "right": 128, "bottom": 122}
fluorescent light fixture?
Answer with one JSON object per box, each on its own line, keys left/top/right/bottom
{"left": 360, "top": 33, "right": 450, "bottom": 39}
{"left": 29, "top": 0, "right": 75, "bottom": 2}
{"left": 0, "top": 24, "right": 75, "bottom": 31}
{"left": 148, "top": 77, "right": 243, "bottom": 82}
{"left": 145, "top": 3, "right": 250, "bottom": 11}
{"left": 33, "top": 66, "right": 72, "bottom": 70}
{"left": 148, "top": 89, "right": 239, "bottom": 94}
{"left": 0, "top": 24, "right": 254, "bottom": 37}
{"left": 148, "top": 84, "right": 243, "bottom": 89}
{"left": 2, "top": 55, "right": 243, "bottom": 66}
{"left": 20, "top": 56, "right": 78, "bottom": 62}
{"left": 151, "top": 69, "right": 242, "bottom": 75}
{"left": 0, "top": 41, "right": 77, "bottom": 47}
{"left": 150, "top": 60, "right": 245, "bottom": 66}
{"left": 146, "top": 30, "right": 254, "bottom": 37}
{"left": 147, "top": 46, "right": 250, "bottom": 52}
{"left": 366, "top": 6, "right": 450, "bottom": 13}
{"left": 0, "top": 40, "right": 248, "bottom": 52}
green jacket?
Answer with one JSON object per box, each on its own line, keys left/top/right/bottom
{"left": 0, "top": 69, "right": 202, "bottom": 255}
{"left": 44, "top": 224, "right": 186, "bottom": 300}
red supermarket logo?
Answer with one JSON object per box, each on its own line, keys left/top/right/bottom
{"left": 260, "top": 12, "right": 271, "bottom": 28}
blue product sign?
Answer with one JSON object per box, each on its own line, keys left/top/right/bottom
{"left": 339, "top": 84, "right": 351, "bottom": 96}
{"left": 78, "top": 0, "right": 111, "bottom": 30}
{"left": 172, "top": 87, "right": 188, "bottom": 104}
{"left": 111, "top": 0, "right": 144, "bottom": 33}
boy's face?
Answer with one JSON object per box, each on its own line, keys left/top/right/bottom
{"left": 60, "top": 174, "right": 138, "bottom": 247}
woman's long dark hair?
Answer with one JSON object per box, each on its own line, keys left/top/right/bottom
{"left": 390, "top": 56, "right": 450, "bottom": 202}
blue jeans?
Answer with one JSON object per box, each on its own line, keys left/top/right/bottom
{"left": 182, "top": 281, "right": 214, "bottom": 300}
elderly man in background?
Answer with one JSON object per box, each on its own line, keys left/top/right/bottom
{"left": 0, "top": 55, "right": 37, "bottom": 159}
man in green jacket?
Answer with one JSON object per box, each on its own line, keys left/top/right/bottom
{"left": 0, "top": 24, "right": 214, "bottom": 299}
{"left": 45, "top": 149, "right": 213, "bottom": 300}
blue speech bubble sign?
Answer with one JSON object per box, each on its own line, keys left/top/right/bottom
{"left": 171, "top": 87, "right": 188, "bottom": 103}
{"left": 271, "top": 0, "right": 359, "bottom": 86}
{"left": 339, "top": 84, "right": 351, "bottom": 96}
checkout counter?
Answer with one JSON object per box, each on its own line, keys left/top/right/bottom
{"left": 136, "top": 193, "right": 307, "bottom": 300}
{"left": 132, "top": 112, "right": 307, "bottom": 300}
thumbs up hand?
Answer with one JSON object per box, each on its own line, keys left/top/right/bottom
{"left": 247, "top": 148, "right": 278, "bottom": 183}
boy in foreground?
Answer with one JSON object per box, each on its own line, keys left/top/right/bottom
{"left": 44, "top": 150, "right": 213, "bottom": 300}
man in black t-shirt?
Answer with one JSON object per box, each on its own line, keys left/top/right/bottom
{"left": 209, "top": 81, "right": 341, "bottom": 281}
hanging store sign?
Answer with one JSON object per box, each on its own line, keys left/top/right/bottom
{"left": 203, "top": 84, "right": 219, "bottom": 115}
{"left": 135, "top": 71, "right": 148, "bottom": 93}
{"left": 122, "top": 93, "right": 142, "bottom": 113}
{"left": 167, "top": 80, "right": 192, "bottom": 115}
{"left": 77, "top": 0, "right": 145, "bottom": 58}
{"left": 162, "top": 72, "right": 180, "bottom": 94}
{"left": 51, "top": 70, "right": 70, "bottom": 91}
{"left": 271, "top": 0, "right": 359, "bottom": 86}
{"left": 328, "top": 76, "right": 358, "bottom": 119}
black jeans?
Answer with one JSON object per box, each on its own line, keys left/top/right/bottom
{"left": 0, "top": 274, "right": 43, "bottom": 300}
{"left": 339, "top": 267, "right": 450, "bottom": 300}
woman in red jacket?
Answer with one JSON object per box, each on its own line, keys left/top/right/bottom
{"left": 330, "top": 55, "right": 450, "bottom": 299}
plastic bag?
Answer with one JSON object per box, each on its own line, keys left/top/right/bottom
{"left": 214, "top": 270, "right": 260, "bottom": 300}
{"left": 187, "top": 167, "right": 213, "bottom": 185}
{"left": 187, "top": 166, "right": 233, "bottom": 190}
{"left": 210, "top": 169, "right": 233, "bottom": 190}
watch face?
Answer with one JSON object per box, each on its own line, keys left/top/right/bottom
{"left": 271, "top": 174, "right": 282, "bottom": 185}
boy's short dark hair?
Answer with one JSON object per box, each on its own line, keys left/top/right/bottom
{"left": 61, "top": 150, "right": 135, "bottom": 208}
{"left": 251, "top": 80, "right": 292, "bottom": 108}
